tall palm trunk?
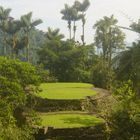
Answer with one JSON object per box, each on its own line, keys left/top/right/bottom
{"left": 12, "top": 35, "right": 17, "bottom": 59}
{"left": 82, "top": 16, "right": 86, "bottom": 45}
{"left": 27, "top": 43, "right": 30, "bottom": 62}
{"left": 3, "top": 33, "right": 7, "bottom": 56}
{"left": 82, "top": 22, "right": 85, "bottom": 45}
{"left": 73, "top": 20, "right": 76, "bottom": 41}
{"left": 68, "top": 21, "right": 72, "bottom": 40}
{"left": 108, "top": 44, "right": 112, "bottom": 69}
{"left": 2, "top": 19, "right": 7, "bottom": 56}
{"left": 25, "top": 34, "right": 30, "bottom": 62}
{"left": 108, "top": 27, "right": 112, "bottom": 69}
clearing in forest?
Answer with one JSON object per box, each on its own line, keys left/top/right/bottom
{"left": 37, "top": 83, "right": 96, "bottom": 99}
{"left": 40, "top": 111, "right": 103, "bottom": 128}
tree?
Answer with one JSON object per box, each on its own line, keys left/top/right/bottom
{"left": 115, "top": 41, "right": 140, "bottom": 92}
{"left": 0, "top": 6, "right": 43, "bottom": 61}
{"left": 112, "top": 19, "right": 140, "bottom": 92}
{"left": 44, "top": 27, "right": 64, "bottom": 54}
{"left": 38, "top": 27, "right": 64, "bottom": 77}
{"left": 94, "top": 15, "right": 125, "bottom": 68}
{"left": 38, "top": 37, "right": 95, "bottom": 82}
{"left": 130, "top": 19, "right": 140, "bottom": 34}
{"left": 107, "top": 81, "right": 140, "bottom": 139}
{"left": 20, "top": 12, "right": 42, "bottom": 62}
{"left": 0, "top": 6, "right": 11, "bottom": 56}
{"left": 28, "top": 29, "right": 46, "bottom": 64}
{"left": 45, "top": 27, "right": 64, "bottom": 41}
{"left": 91, "top": 58, "right": 115, "bottom": 89}
{"left": 115, "top": 19, "right": 140, "bottom": 35}
{"left": 61, "top": 4, "right": 73, "bottom": 40}
{"left": 0, "top": 57, "right": 41, "bottom": 140}
{"left": 2, "top": 19, "right": 22, "bottom": 58}
{"left": 74, "top": 0, "right": 90, "bottom": 45}
{"left": 71, "top": 6, "right": 82, "bottom": 41}
{"left": 101, "top": 17, "right": 140, "bottom": 131}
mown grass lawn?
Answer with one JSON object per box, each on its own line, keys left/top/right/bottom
{"left": 37, "top": 83, "right": 96, "bottom": 99}
{"left": 40, "top": 112, "right": 103, "bottom": 128}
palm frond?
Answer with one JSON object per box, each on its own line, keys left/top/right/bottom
{"left": 31, "top": 19, "right": 42, "bottom": 27}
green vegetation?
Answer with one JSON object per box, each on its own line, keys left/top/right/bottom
{"left": 98, "top": 81, "right": 140, "bottom": 140}
{"left": 0, "top": 57, "right": 40, "bottom": 140}
{"left": 0, "top": 7, "right": 42, "bottom": 61}
{"left": 37, "top": 83, "right": 96, "bottom": 99}
{"left": 40, "top": 112, "right": 103, "bottom": 128}
{"left": 0, "top": 0, "right": 140, "bottom": 139}
{"left": 38, "top": 38, "right": 96, "bottom": 82}
{"left": 61, "top": 0, "right": 90, "bottom": 44}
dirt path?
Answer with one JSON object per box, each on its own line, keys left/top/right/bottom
{"left": 90, "top": 87, "right": 110, "bottom": 101}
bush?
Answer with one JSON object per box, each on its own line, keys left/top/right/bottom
{"left": 91, "top": 61, "right": 114, "bottom": 89}
{"left": 104, "top": 81, "right": 140, "bottom": 139}
{"left": 36, "top": 64, "right": 57, "bottom": 83}
{"left": 0, "top": 57, "right": 41, "bottom": 140}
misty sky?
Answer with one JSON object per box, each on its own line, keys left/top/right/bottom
{"left": 1, "top": 0, "right": 140, "bottom": 44}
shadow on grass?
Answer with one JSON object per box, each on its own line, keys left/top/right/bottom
{"left": 61, "top": 116, "right": 101, "bottom": 127}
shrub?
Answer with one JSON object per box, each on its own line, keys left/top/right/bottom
{"left": 91, "top": 61, "right": 114, "bottom": 89}
{"left": 103, "top": 81, "right": 140, "bottom": 139}
{"left": 36, "top": 64, "right": 57, "bottom": 83}
{"left": 0, "top": 57, "right": 41, "bottom": 140}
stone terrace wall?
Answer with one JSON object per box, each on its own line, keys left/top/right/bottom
{"left": 35, "top": 97, "right": 83, "bottom": 112}
{"left": 35, "top": 124, "right": 107, "bottom": 140}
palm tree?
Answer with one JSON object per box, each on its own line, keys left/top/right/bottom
{"left": 45, "top": 27, "right": 64, "bottom": 41}
{"left": 2, "top": 19, "right": 21, "bottom": 58}
{"left": 94, "top": 15, "right": 125, "bottom": 68}
{"left": 113, "top": 19, "right": 140, "bottom": 35}
{"left": 61, "top": 4, "right": 73, "bottom": 40}
{"left": 0, "top": 6, "right": 11, "bottom": 56}
{"left": 81, "top": 15, "right": 86, "bottom": 45}
{"left": 20, "top": 12, "right": 42, "bottom": 62}
{"left": 74, "top": 0, "right": 90, "bottom": 45}
{"left": 71, "top": 6, "right": 82, "bottom": 42}
{"left": 116, "top": 19, "right": 140, "bottom": 34}
{"left": 45, "top": 27, "right": 64, "bottom": 52}
{"left": 114, "top": 41, "right": 140, "bottom": 92}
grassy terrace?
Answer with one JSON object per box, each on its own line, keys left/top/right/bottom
{"left": 40, "top": 112, "right": 103, "bottom": 128}
{"left": 37, "top": 83, "right": 103, "bottom": 128}
{"left": 37, "top": 83, "right": 96, "bottom": 99}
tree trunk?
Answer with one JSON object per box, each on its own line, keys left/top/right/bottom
{"left": 25, "top": 33, "right": 30, "bottom": 62}
{"left": 82, "top": 23, "right": 85, "bottom": 45}
{"left": 82, "top": 14, "right": 86, "bottom": 46}
{"left": 3, "top": 33, "right": 7, "bottom": 56}
{"left": 73, "top": 21, "right": 76, "bottom": 42}
{"left": 108, "top": 28, "right": 112, "bottom": 69}
{"left": 27, "top": 43, "right": 30, "bottom": 62}
{"left": 12, "top": 35, "right": 17, "bottom": 59}
{"left": 68, "top": 21, "right": 72, "bottom": 40}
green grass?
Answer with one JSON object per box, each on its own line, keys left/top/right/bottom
{"left": 37, "top": 83, "right": 96, "bottom": 99}
{"left": 40, "top": 112, "right": 103, "bottom": 128}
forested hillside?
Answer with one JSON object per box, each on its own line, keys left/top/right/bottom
{"left": 0, "top": 1, "right": 140, "bottom": 139}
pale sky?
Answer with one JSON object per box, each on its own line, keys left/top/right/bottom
{"left": 1, "top": 0, "right": 140, "bottom": 44}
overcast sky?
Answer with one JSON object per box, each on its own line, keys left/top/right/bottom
{"left": 1, "top": 0, "right": 140, "bottom": 44}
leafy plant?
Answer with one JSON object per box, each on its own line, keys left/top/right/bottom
{"left": 0, "top": 57, "right": 41, "bottom": 140}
